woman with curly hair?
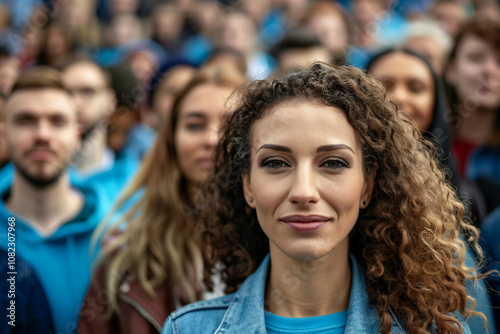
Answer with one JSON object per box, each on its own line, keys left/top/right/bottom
{"left": 162, "top": 64, "right": 488, "bottom": 334}
{"left": 77, "top": 65, "right": 246, "bottom": 334}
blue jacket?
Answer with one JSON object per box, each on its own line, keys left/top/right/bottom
{"left": 162, "top": 254, "right": 471, "bottom": 334}
{"left": 0, "top": 177, "right": 113, "bottom": 334}
{"left": 0, "top": 249, "right": 55, "bottom": 334}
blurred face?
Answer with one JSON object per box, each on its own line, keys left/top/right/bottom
{"left": 62, "top": 62, "right": 114, "bottom": 137}
{"left": 4, "top": 89, "right": 81, "bottom": 188}
{"left": 175, "top": 83, "right": 233, "bottom": 187}
{"left": 308, "top": 12, "right": 348, "bottom": 55}
{"left": 222, "top": 13, "right": 256, "bottom": 55}
{"left": 243, "top": 101, "right": 374, "bottom": 261}
{"left": 446, "top": 35, "right": 500, "bottom": 112}
{"left": 45, "top": 25, "right": 71, "bottom": 62}
{"left": 431, "top": 2, "right": 464, "bottom": 37}
{"left": 0, "top": 57, "right": 20, "bottom": 95}
{"left": 153, "top": 66, "right": 195, "bottom": 125}
{"left": 369, "top": 52, "right": 435, "bottom": 131}
{"left": 107, "top": 108, "right": 138, "bottom": 153}
{"left": 279, "top": 47, "right": 331, "bottom": 72}
{"left": 404, "top": 36, "right": 446, "bottom": 74}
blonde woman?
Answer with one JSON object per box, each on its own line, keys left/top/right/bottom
{"left": 77, "top": 66, "right": 245, "bottom": 334}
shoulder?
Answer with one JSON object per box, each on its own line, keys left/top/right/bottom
{"left": 162, "top": 294, "right": 236, "bottom": 334}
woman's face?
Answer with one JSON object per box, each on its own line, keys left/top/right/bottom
{"left": 243, "top": 101, "right": 375, "bottom": 261}
{"left": 175, "top": 83, "right": 233, "bottom": 187}
{"left": 369, "top": 52, "right": 435, "bottom": 131}
{"left": 447, "top": 35, "right": 500, "bottom": 112}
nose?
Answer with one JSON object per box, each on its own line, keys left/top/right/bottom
{"left": 391, "top": 86, "right": 410, "bottom": 113}
{"left": 288, "top": 164, "right": 320, "bottom": 205}
{"left": 35, "top": 120, "right": 52, "bottom": 141}
{"left": 205, "top": 127, "right": 220, "bottom": 149}
{"left": 483, "top": 56, "right": 500, "bottom": 79}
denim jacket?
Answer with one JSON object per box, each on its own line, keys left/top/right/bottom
{"left": 162, "top": 254, "right": 471, "bottom": 334}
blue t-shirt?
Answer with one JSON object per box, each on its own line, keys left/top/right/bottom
{"left": 265, "top": 310, "right": 347, "bottom": 334}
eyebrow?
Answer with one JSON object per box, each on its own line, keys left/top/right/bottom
{"left": 316, "top": 144, "right": 355, "bottom": 154}
{"left": 182, "top": 111, "right": 206, "bottom": 119}
{"left": 256, "top": 143, "right": 355, "bottom": 154}
{"left": 256, "top": 144, "right": 291, "bottom": 153}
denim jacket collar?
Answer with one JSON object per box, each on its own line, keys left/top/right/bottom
{"left": 215, "top": 253, "right": 387, "bottom": 334}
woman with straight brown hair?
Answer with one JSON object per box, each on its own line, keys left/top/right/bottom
{"left": 77, "top": 65, "right": 246, "bottom": 334}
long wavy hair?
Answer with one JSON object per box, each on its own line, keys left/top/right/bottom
{"left": 201, "top": 63, "right": 486, "bottom": 333}
{"left": 94, "top": 65, "right": 246, "bottom": 314}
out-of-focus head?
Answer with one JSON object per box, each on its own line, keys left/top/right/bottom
{"left": 429, "top": 0, "right": 466, "bottom": 38}
{"left": 59, "top": 0, "right": 97, "bottom": 26}
{"left": 403, "top": 20, "right": 452, "bottom": 75}
{"left": 41, "top": 21, "right": 75, "bottom": 65}
{"left": 151, "top": 4, "right": 183, "bottom": 45}
{"left": 107, "top": 13, "right": 143, "bottom": 46}
{"left": 205, "top": 48, "right": 247, "bottom": 77}
{"left": 0, "top": 48, "right": 20, "bottom": 95}
{"left": 4, "top": 67, "right": 81, "bottom": 188}
{"left": 60, "top": 56, "right": 115, "bottom": 139}
{"left": 220, "top": 11, "right": 257, "bottom": 56}
{"left": 169, "top": 66, "right": 246, "bottom": 188}
{"left": 445, "top": 18, "right": 500, "bottom": 112}
{"left": 271, "top": 27, "right": 331, "bottom": 72}
{"left": 367, "top": 49, "right": 436, "bottom": 132}
{"left": 149, "top": 62, "right": 196, "bottom": 128}
{"left": 302, "top": 1, "right": 352, "bottom": 57}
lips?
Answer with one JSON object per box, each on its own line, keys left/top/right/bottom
{"left": 280, "top": 215, "right": 331, "bottom": 232}
{"left": 26, "top": 149, "right": 56, "bottom": 161}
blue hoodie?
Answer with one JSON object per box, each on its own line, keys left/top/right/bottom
{"left": 0, "top": 177, "right": 113, "bottom": 334}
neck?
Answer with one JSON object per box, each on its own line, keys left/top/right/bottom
{"left": 74, "top": 124, "right": 108, "bottom": 174}
{"left": 7, "top": 171, "right": 83, "bottom": 235}
{"left": 265, "top": 242, "right": 351, "bottom": 317}
{"left": 455, "top": 104, "right": 497, "bottom": 145}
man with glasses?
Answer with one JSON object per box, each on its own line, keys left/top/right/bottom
{"left": 60, "top": 57, "right": 140, "bottom": 204}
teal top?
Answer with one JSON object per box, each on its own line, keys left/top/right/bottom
{"left": 265, "top": 310, "right": 347, "bottom": 334}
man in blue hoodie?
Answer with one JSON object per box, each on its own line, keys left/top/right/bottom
{"left": 0, "top": 67, "right": 112, "bottom": 334}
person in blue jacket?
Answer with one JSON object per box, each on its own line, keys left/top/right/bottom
{"left": 0, "top": 67, "right": 112, "bottom": 334}
{"left": 162, "top": 64, "right": 489, "bottom": 334}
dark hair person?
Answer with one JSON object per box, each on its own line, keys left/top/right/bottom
{"left": 78, "top": 66, "right": 245, "bottom": 334}
{"left": 162, "top": 64, "right": 488, "bottom": 333}
{"left": 444, "top": 18, "right": 500, "bottom": 176}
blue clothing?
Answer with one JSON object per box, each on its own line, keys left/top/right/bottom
{"left": 467, "top": 146, "right": 500, "bottom": 183}
{"left": 162, "top": 254, "right": 471, "bottom": 334}
{"left": 478, "top": 207, "right": 500, "bottom": 328}
{"left": 0, "top": 249, "right": 55, "bottom": 334}
{"left": 265, "top": 310, "right": 347, "bottom": 334}
{"left": 0, "top": 178, "right": 112, "bottom": 334}
{"left": 118, "top": 123, "right": 156, "bottom": 161}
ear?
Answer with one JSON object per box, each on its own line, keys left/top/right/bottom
{"left": 242, "top": 173, "right": 256, "bottom": 209}
{"left": 360, "top": 164, "right": 377, "bottom": 209}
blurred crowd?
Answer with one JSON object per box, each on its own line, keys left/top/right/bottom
{"left": 0, "top": 0, "right": 499, "bottom": 333}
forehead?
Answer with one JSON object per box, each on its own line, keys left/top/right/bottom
{"left": 179, "top": 84, "right": 233, "bottom": 115}
{"left": 457, "top": 34, "right": 500, "bottom": 55}
{"left": 5, "top": 88, "right": 77, "bottom": 118}
{"left": 62, "top": 62, "right": 107, "bottom": 86}
{"left": 371, "top": 52, "right": 432, "bottom": 79}
{"left": 250, "top": 101, "right": 361, "bottom": 152}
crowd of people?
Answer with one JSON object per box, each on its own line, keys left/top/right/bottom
{"left": 0, "top": 0, "right": 499, "bottom": 333}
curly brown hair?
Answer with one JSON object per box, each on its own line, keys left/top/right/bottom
{"left": 201, "top": 63, "right": 485, "bottom": 333}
